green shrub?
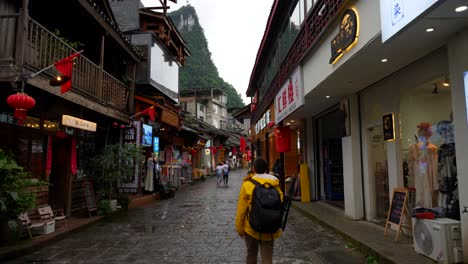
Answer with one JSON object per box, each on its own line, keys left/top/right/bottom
{"left": 116, "top": 193, "right": 130, "bottom": 210}
{"left": 97, "top": 200, "right": 112, "bottom": 215}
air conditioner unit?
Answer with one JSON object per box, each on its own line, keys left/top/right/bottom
{"left": 412, "top": 218, "right": 463, "bottom": 263}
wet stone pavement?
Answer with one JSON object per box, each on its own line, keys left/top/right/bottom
{"left": 8, "top": 169, "right": 366, "bottom": 264}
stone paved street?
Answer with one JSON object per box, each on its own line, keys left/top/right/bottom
{"left": 8, "top": 169, "right": 366, "bottom": 264}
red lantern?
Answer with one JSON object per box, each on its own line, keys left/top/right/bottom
{"left": 113, "top": 122, "right": 119, "bottom": 128}
{"left": 275, "top": 126, "right": 291, "bottom": 152}
{"left": 240, "top": 137, "right": 247, "bottom": 153}
{"left": 232, "top": 147, "right": 237, "bottom": 155}
{"left": 7, "top": 92, "right": 36, "bottom": 124}
{"left": 190, "top": 149, "right": 197, "bottom": 156}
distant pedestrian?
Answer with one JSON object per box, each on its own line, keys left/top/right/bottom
{"left": 216, "top": 162, "right": 224, "bottom": 186}
{"left": 235, "top": 158, "right": 283, "bottom": 264}
{"left": 222, "top": 161, "right": 229, "bottom": 186}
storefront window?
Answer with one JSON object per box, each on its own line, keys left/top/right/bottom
{"left": 399, "top": 76, "right": 459, "bottom": 219}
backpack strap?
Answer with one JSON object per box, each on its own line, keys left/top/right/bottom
{"left": 249, "top": 178, "right": 261, "bottom": 186}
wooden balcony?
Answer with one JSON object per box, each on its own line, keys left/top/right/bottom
{"left": 0, "top": 15, "right": 129, "bottom": 112}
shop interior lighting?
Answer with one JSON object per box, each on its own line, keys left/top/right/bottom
{"left": 290, "top": 120, "right": 295, "bottom": 123}
{"left": 286, "top": 122, "right": 291, "bottom": 126}
{"left": 455, "top": 6, "right": 468, "bottom": 12}
{"left": 443, "top": 78, "right": 450, "bottom": 87}
{"left": 425, "top": 28, "right": 434, "bottom": 32}
{"left": 326, "top": 95, "right": 331, "bottom": 99}
{"left": 381, "top": 58, "right": 388, "bottom": 62}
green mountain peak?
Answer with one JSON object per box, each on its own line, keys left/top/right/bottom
{"left": 170, "top": 5, "right": 245, "bottom": 109}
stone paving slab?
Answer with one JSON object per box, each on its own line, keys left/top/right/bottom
{"left": 6, "top": 169, "right": 367, "bottom": 264}
{"left": 293, "top": 202, "right": 437, "bottom": 264}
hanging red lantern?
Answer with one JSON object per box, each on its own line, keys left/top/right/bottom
{"left": 240, "top": 137, "right": 247, "bottom": 153}
{"left": 113, "top": 122, "right": 119, "bottom": 128}
{"left": 7, "top": 92, "right": 36, "bottom": 124}
{"left": 190, "top": 149, "right": 197, "bottom": 156}
{"left": 232, "top": 147, "right": 237, "bottom": 155}
{"left": 275, "top": 126, "right": 291, "bottom": 152}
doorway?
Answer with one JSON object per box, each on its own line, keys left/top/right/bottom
{"left": 367, "top": 125, "right": 389, "bottom": 222}
{"left": 315, "top": 109, "right": 345, "bottom": 208}
{"left": 48, "top": 137, "right": 71, "bottom": 214}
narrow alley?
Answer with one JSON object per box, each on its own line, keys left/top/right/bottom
{"left": 8, "top": 169, "right": 366, "bottom": 264}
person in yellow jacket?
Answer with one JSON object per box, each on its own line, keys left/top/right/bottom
{"left": 235, "top": 158, "right": 283, "bottom": 264}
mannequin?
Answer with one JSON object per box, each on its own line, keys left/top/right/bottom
{"left": 409, "top": 122, "right": 438, "bottom": 208}
{"left": 145, "top": 153, "right": 155, "bottom": 192}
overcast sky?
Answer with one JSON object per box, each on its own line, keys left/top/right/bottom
{"left": 141, "top": 0, "right": 274, "bottom": 104}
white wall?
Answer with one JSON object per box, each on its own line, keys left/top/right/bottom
{"left": 343, "top": 94, "right": 364, "bottom": 219}
{"left": 448, "top": 29, "right": 468, "bottom": 260}
{"left": 303, "top": 0, "right": 381, "bottom": 95}
{"left": 150, "top": 43, "right": 179, "bottom": 94}
{"left": 360, "top": 49, "right": 448, "bottom": 221}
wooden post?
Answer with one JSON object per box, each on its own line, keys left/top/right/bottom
{"left": 128, "top": 62, "right": 137, "bottom": 113}
{"left": 15, "top": 0, "right": 29, "bottom": 67}
{"left": 97, "top": 34, "right": 105, "bottom": 100}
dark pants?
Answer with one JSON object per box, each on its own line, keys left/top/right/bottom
{"left": 245, "top": 233, "right": 273, "bottom": 264}
{"left": 223, "top": 173, "right": 229, "bottom": 185}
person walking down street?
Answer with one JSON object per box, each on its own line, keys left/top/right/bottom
{"left": 235, "top": 158, "right": 283, "bottom": 264}
{"left": 216, "top": 162, "right": 224, "bottom": 186}
{"left": 223, "top": 161, "right": 230, "bottom": 186}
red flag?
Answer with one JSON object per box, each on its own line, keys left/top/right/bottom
{"left": 141, "top": 106, "right": 156, "bottom": 121}
{"left": 54, "top": 52, "right": 81, "bottom": 94}
{"left": 148, "top": 107, "right": 155, "bottom": 121}
{"left": 275, "top": 126, "right": 291, "bottom": 152}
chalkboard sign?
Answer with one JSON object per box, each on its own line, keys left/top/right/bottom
{"left": 82, "top": 181, "right": 97, "bottom": 214}
{"left": 388, "top": 190, "right": 406, "bottom": 224}
{"left": 384, "top": 188, "right": 409, "bottom": 241}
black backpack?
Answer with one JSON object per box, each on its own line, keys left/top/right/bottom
{"left": 248, "top": 178, "right": 283, "bottom": 233}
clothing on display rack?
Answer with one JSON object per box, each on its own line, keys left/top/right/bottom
{"left": 408, "top": 122, "right": 438, "bottom": 208}
{"left": 145, "top": 156, "right": 155, "bottom": 192}
{"left": 436, "top": 120, "right": 459, "bottom": 220}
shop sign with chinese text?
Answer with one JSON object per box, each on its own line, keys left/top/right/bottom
{"left": 274, "top": 66, "right": 304, "bottom": 123}
{"left": 380, "top": 0, "right": 439, "bottom": 42}
{"left": 255, "top": 110, "right": 271, "bottom": 134}
{"left": 62, "top": 115, "right": 96, "bottom": 132}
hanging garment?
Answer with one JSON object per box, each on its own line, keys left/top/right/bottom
{"left": 145, "top": 157, "right": 155, "bottom": 192}
{"left": 409, "top": 142, "right": 438, "bottom": 208}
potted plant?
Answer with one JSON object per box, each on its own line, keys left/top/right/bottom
{"left": 95, "top": 143, "right": 144, "bottom": 213}
{"left": 0, "top": 149, "right": 36, "bottom": 244}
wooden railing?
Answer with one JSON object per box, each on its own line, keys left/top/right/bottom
{"left": 25, "top": 18, "right": 129, "bottom": 111}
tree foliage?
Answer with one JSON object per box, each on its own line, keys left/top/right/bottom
{"left": 170, "top": 6, "right": 245, "bottom": 109}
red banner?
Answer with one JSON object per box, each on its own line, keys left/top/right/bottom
{"left": 46, "top": 136, "right": 53, "bottom": 180}
{"left": 275, "top": 126, "right": 291, "bottom": 152}
{"left": 71, "top": 138, "right": 77, "bottom": 175}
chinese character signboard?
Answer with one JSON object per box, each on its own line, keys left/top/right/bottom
{"left": 330, "top": 9, "right": 359, "bottom": 64}
{"left": 274, "top": 66, "right": 304, "bottom": 123}
{"left": 62, "top": 115, "right": 97, "bottom": 132}
{"left": 382, "top": 113, "right": 395, "bottom": 141}
{"left": 380, "top": 0, "right": 439, "bottom": 42}
{"left": 255, "top": 110, "right": 271, "bottom": 134}
{"left": 119, "top": 121, "right": 142, "bottom": 193}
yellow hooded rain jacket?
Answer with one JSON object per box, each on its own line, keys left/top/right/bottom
{"left": 235, "top": 173, "right": 283, "bottom": 241}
